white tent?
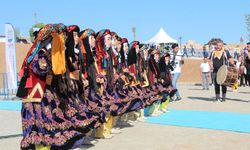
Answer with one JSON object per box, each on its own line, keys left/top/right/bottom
{"left": 146, "top": 28, "right": 177, "bottom": 44}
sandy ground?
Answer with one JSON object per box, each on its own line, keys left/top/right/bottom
{"left": 169, "top": 84, "right": 250, "bottom": 113}
{"left": 0, "top": 85, "right": 249, "bottom": 150}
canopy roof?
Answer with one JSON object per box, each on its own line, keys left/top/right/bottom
{"left": 146, "top": 28, "right": 177, "bottom": 44}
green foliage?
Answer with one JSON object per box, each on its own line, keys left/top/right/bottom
{"left": 245, "top": 14, "right": 250, "bottom": 41}
{"left": 14, "top": 27, "right": 20, "bottom": 41}
{"left": 29, "top": 22, "right": 45, "bottom": 42}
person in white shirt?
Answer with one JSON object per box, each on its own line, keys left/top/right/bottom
{"left": 170, "top": 43, "right": 184, "bottom": 100}
{"left": 200, "top": 57, "right": 210, "bottom": 90}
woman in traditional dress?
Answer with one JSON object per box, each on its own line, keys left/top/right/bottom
{"left": 18, "top": 24, "right": 100, "bottom": 150}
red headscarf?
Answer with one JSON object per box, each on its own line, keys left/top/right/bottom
{"left": 95, "top": 29, "right": 111, "bottom": 72}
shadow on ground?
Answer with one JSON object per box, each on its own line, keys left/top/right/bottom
{"left": 188, "top": 88, "right": 204, "bottom": 91}
{"left": 188, "top": 96, "right": 249, "bottom": 103}
{"left": 188, "top": 96, "right": 214, "bottom": 102}
{"left": 239, "top": 92, "right": 250, "bottom": 94}
{"left": 0, "top": 134, "right": 22, "bottom": 140}
{"left": 226, "top": 97, "right": 250, "bottom": 103}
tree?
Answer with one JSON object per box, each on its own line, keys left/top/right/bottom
{"left": 245, "top": 14, "right": 250, "bottom": 41}
{"left": 29, "top": 22, "right": 45, "bottom": 42}
{"left": 14, "top": 27, "right": 21, "bottom": 41}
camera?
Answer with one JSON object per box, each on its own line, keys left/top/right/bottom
{"left": 170, "top": 60, "right": 176, "bottom": 67}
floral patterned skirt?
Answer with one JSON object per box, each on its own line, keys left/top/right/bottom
{"left": 21, "top": 81, "right": 101, "bottom": 149}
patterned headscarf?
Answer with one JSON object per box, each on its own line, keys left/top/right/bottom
{"left": 79, "top": 28, "right": 96, "bottom": 70}
{"left": 79, "top": 28, "right": 95, "bottom": 54}
{"left": 20, "top": 24, "right": 67, "bottom": 77}
{"left": 127, "top": 41, "right": 140, "bottom": 66}
{"left": 66, "top": 25, "right": 80, "bottom": 58}
{"left": 95, "top": 29, "right": 111, "bottom": 70}
{"left": 121, "top": 38, "right": 128, "bottom": 45}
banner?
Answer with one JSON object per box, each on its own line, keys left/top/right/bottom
{"left": 5, "top": 23, "right": 17, "bottom": 89}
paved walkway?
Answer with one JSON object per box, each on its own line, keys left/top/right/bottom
{"left": 0, "top": 85, "right": 249, "bottom": 150}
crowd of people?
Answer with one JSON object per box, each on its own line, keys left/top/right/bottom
{"left": 234, "top": 42, "right": 250, "bottom": 87}
{"left": 199, "top": 39, "right": 250, "bottom": 102}
{"left": 17, "top": 23, "right": 183, "bottom": 150}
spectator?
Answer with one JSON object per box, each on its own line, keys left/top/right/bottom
{"left": 200, "top": 57, "right": 210, "bottom": 90}
{"left": 170, "top": 43, "right": 184, "bottom": 101}
{"left": 202, "top": 45, "right": 209, "bottom": 58}
{"left": 183, "top": 45, "right": 188, "bottom": 57}
{"left": 191, "top": 45, "right": 195, "bottom": 56}
{"left": 245, "top": 42, "right": 250, "bottom": 86}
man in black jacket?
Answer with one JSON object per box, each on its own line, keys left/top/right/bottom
{"left": 209, "top": 39, "right": 234, "bottom": 102}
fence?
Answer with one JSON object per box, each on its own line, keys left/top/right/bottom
{"left": 0, "top": 73, "right": 18, "bottom": 99}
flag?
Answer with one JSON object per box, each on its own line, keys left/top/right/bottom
{"left": 5, "top": 23, "right": 17, "bottom": 89}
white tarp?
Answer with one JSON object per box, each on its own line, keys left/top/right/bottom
{"left": 5, "top": 23, "right": 17, "bottom": 89}
{"left": 146, "top": 28, "right": 177, "bottom": 44}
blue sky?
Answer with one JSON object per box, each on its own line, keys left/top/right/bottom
{"left": 0, "top": 0, "right": 249, "bottom": 44}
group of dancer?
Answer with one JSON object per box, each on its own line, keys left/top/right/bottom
{"left": 17, "top": 23, "right": 179, "bottom": 150}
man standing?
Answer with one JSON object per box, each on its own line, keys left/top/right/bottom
{"left": 202, "top": 45, "right": 209, "bottom": 58}
{"left": 209, "top": 39, "right": 234, "bottom": 102}
{"left": 183, "top": 45, "right": 188, "bottom": 57}
{"left": 200, "top": 57, "right": 210, "bottom": 90}
{"left": 244, "top": 42, "right": 250, "bottom": 86}
{"left": 191, "top": 45, "right": 195, "bottom": 56}
{"left": 170, "top": 43, "right": 183, "bottom": 101}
